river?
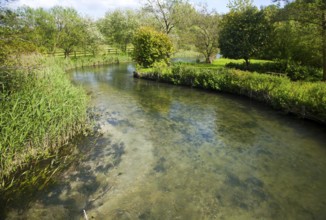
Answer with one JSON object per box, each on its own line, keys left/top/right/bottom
{"left": 6, "top": 63, "right": 326, "bottom": 219}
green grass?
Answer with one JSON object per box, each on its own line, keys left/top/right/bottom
{"left": 174, "top": 58, "right": 271, "bottom": 70}
{"left": 0, "top": 55, "right": 89, "bottom": 194}
{"left": 172, "top": 49, "right": 201, "bottom": 58}
{"left": 0, "top": 52, "right": 133, "bottom": 211}
{"left": 45, "top": 54, "right": 132, "bottom": 71}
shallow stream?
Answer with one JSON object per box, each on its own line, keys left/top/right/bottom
{"left": 6, "top": 63, "right": 326, "bottom": 219}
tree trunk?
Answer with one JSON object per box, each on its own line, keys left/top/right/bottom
{"left": 244, "top": 58, "right": 250, "bottom": 69}
{"left": 205, "top": 56, "right": 212, "bottom": 63}
{"left": 322, "top": 11, "right": 326, "bottom": 81}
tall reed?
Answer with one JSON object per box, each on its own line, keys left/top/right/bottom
{"left": 0, "top": 58, "right": 88, "bottom": 191}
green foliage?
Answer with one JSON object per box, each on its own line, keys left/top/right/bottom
{"left": 273, "top": 0, "right": 326, "bottom": 80}
{"left": 219, "top": 7, "right": 272, "bottom": 66}
{"left": 139, "top": 64, "right": 326, "bottom": 123}
{"left": 225, "top": 61, "right": 285, "bottom": 73}
{"left": 143, "top": 0, "right": 194, "bottom": 34}
{"left": 132, "top": 27, "right": 173, "bottom": 67}
{"left": 50, "top": 7, "right": 86, "bottom": 57}
{"left": 0, "top": 8, "right": 37, "bottom": 63}
{"left": 0, "top": 57, "right": 88, "bottom": 188}
{"left": 98, "top": 9, "right": 139, "bottom": 52}
{"left": 192, "top": 7, "right": 220, "bottom": 63}
{"left": 227, "top": 0, "right": 253, "bottom": 12}
{"left": 262, "top": 15, "right": 322, "bottom": 68}
{"left": 225, "top": 61, "right": 323, "bottom": 81}
{"left": 0, "top": 6, "right": 104, "bottom": 61}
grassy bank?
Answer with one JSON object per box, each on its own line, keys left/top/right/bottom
{"left": 137, "top": 64, "right": 326, "bottom": 123}
{"left": 43, "top": 53, "right": 132, "bottom": 71}
{"left": 0, "top": 56, "right": 90, "bottom": 208}
{"left": 0, "top": 53, "right": 132, "bottom": 214}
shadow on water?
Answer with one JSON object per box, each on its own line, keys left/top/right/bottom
{"left": 3, "top": 129, "right": 126, "bottom": 219}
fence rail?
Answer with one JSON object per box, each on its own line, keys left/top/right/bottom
{"left": 43, "top": 47, "right": 134, "bottom": 57}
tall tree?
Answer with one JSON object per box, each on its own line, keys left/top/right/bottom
{"left": 98, "top": 9, "right": 139, "bottom": 52}
{"left": 0, "top": 7, "right": 37, "bottom": 64}
{"left": 227, "top": 0, "right": 253, "bottom": 11}
{"left": 274, "top": 0, "right": 326, "bottom": 80}
{"left": 50, "top": 7, "right": 85, "bottom": 58}
{"left": 143, "top": 0, "right": 192, "bottom": 34}
{"left": 219, "top": 7, "right": 272, "bottom": 67}
{"left": 82, "top": 18, "right": 103, "bottom": 56}
{"left": 17, "top": 7, "right": 57, "bottom": 53}
{"left": 192, "top": 7, "right": 220, "bottom": 63}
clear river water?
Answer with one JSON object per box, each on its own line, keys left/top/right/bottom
{"left": 6, "top": 63, "right": 326, "bottom": 219}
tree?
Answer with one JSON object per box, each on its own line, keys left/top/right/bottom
{"left": 274, "top": 0, "right": 326, "bottom": 80}
{"left": 81, "top": 18, "right": 103, "bottom": 56}
{"left": 50, "top": 7, "right": 85, "bottom": 58}
{"left": 0, "top": 7, "right": 38, "bottom": 64}
{"left": 98, "top": 9, "right": 139, "bottom": 52}
{"left": 143, "top": 0, "right": 192, "bottom": 34}
{"left": 132, "top": 27, "right": 173, "bottom": 67}
{"left": 219, "top": 7, "right": 271, "bottom": 67}
{"left": 227, "top": 0, "right": 253, "bottom": 11}
{"left": 192, "top": 7, "right": 220, "bottom": 63}
{"left": 15, "top": 7, "right": 57, "bottom": 53}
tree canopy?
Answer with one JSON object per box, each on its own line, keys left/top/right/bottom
{"left": 98, "top": 9, "right": 139, "bottom": 52}
{"left": 143, "top": 0, "right": 193, "bottom": 34}
{"left": 219, "top": 7, "right": 271, "bottom": 66}
{"left": 1, "top": 0, "right": 326, "bottom": 80}
{"left": 273, "top": 0, "right": 326, "bottom": 80}
{"left": 192, "top": 7, "right": 220, "bottom": 63}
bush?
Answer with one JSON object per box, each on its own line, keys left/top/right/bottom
{"left": 225, "top": 61, "right": 287, "bottom": 74}
{"left": 285, "top": 62, "right": 322, "bottom": 81}
{"left": 225, "top": 61, "right": 322, "bottom": 81}
{"left": 132, "top": 27, "right": 173, "bottom": 68}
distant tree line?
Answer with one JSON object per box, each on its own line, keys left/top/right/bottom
{"left": 0, "top": 0, "right": 325, "bottom": 79}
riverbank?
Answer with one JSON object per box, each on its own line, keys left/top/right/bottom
{"left": 0, "top": 56, "right": 89, "bottom": 212}
{"left": 136, "top": 64, "right": 326, "bottom": 124}
{"left": 0, "top": 54, "right": 130, "bottom": 215}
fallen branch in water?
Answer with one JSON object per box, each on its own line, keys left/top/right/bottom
{"left": 83, "top": 209, "right": 89, "bottom": 220}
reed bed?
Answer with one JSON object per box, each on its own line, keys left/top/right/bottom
{"left": 0, "top": 59, "right": 88, "bottom": 194}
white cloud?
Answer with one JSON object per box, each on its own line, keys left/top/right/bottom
{"left": 8, "top": 0, "right": 274, "bottom": 19}
{"left": 9, "top": 0, "right": 142, "bottom": 19}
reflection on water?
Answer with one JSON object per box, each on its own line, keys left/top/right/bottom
{"left": 6, "top": 63, "right": 326, "bottom": 219}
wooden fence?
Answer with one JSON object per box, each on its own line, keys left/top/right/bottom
{"left": 44, "top": 47, "right": 134, "bottom": 57}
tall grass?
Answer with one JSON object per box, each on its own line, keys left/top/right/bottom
{"left": 48, "top": 54, "right": 132, "bottom": 71}
{"left": 138, "top": 65, "right": 326, "bottom": 123}
{"left": 0, "top": 56, "right": 88, "bottom": 194}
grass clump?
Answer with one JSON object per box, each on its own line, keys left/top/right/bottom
{"left": 0, "top": 57, "right": 88, "bottom": 195}
{"left": 45, "top": 54, "right": 132, "bottom": 71}
{"left": 138, "top": 64, "right": 326, "bottom": 123}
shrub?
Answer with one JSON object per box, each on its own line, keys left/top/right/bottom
{"left": 285, "top": 62, "right": 322, "bottom": 81}
{"left": 132, "top": 27, "right": 173, "bottom": 68}
{"left": 225, "top": 61, "right": 322, "bottom": 81}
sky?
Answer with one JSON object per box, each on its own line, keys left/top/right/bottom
{"left": 8, "top": 0, "right": 276, "bottom": 19}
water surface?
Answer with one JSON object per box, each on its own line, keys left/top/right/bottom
{"left": 6, "top": 63, "right": 326, "bottom": 219}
